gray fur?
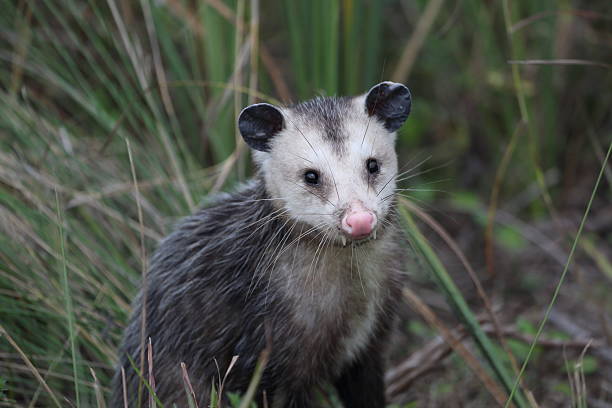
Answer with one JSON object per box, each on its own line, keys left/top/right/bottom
{"left": 291, "top": 96, "right": 352, "bottom": 154}
{"left": 113, "top": 90, "right": 408, "bottom": 407}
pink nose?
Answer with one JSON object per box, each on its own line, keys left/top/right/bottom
{"left": 341, "top": 206, "right": 376, "bottom": 239}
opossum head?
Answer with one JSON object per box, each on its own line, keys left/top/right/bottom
{"left": 238, "top": 81, "right": 411, "bottom": 246}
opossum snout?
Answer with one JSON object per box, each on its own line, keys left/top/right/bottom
{"left": 341, "top": 202, "right": 377, "bottom": 239}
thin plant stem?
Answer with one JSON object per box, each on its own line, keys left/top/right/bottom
{"left": 504, "top": 140, "right": 612, "bottom": 406}
{"left": 55, "top": 190, "right": 80, "bottom": 407}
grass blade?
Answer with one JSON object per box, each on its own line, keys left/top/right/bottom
{"left": 237, "top": 348, "right": 270, "bottom": 408}
{"left": 398, "top": 203, "right": 529, "bottom": 408}
{"left": 0, "top": 325, "right": 62, "bottom": 408}
{"left": 402, "top": 287, "right": 509, "bottom": 406}
{"left": 55, "top": 190, "right": 80, "bottom": 407}
{"left": 504, "top": 140, "right": 612, "bottom": 406}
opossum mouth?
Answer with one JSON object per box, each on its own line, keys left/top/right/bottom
{"left": 338, "top": 229, "right": 379, "bottom": 247}
{"left": 349, "top": 236, "right": 376, "bottom": 247}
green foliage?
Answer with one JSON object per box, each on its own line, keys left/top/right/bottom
{"left": 495, "top": 226, "right": 527, "bottom": 251}
{"left": 407, "top": 320, "right": 431, "bottom": 337}
{"left": 0, "top": 377, "right": 6, "bottom": 398}
{"left": 578, "top": 356, "right": 598, "bottom": 376}
{"left": 506, "top": 339, "right": 536, "bottom": 363}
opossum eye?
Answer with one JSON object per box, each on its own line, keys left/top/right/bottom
{"left": 366, "top": 158, "right": 380, "bottom": 174}
{"left": 304, "top": 170, "right": 320, "bottom": 185}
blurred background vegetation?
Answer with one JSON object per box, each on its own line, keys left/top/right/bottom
{"left": 0, "top": 0, "right": 611, "bottom": 406}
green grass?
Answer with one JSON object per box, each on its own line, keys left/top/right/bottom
{"left": 55, "top": 190, "right": 81, "bottom": 406}
{"left": 1, "top": 0, "right": 611, "bottom": 406}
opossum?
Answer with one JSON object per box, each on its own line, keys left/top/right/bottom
{"left": 113, "top": 81, "right": 412, "bottom": 408}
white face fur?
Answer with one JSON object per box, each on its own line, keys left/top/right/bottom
{"left": 240, "top": 82, "right": 412, "bottom": 247}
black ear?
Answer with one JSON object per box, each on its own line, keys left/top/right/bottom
{"left": 238, "top": 103, "right": 285, "bottom": 152}
{"left": 365, "top": 82, "right": 412, "bottom": 132}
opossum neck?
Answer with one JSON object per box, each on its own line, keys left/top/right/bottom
{"left": 274, "top": 229, "right": 395, "bottom": 324}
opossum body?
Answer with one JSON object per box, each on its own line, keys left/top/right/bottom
{"left": 114, "top": 82, "right": 412, "bottom": 407}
